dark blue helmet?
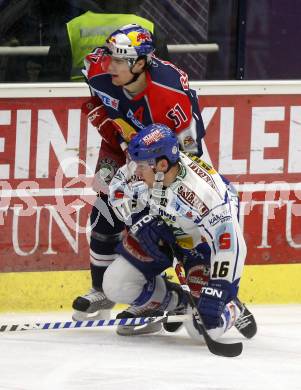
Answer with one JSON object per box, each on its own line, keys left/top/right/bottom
{"left": 128, "top": 124, "right": 180, "bottom": 164}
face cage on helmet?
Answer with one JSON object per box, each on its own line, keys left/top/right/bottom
{"left": 106, "top": 41, "right": 153, "bottom": 67}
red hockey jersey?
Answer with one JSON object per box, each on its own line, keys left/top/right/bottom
{"left": 84, "top": 50, "right": 205, "bottom": 155}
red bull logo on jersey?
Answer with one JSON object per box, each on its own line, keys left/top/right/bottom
{"left": 142, "top": 129, "right": 164, "bottom": 146}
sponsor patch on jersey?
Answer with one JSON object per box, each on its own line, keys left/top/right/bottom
{"left": 183, "top": 136, "right": 195, "bottom": 147}
{"left": 216, "top": 226, "right": 234, "bottom": 252}
{"left": 99, "top": 91, "right": 119, "bottom": 110}
{"left": 126, "top": 109, "right": 145, "bottom": 129}
{"left": 158, "top": 208, "right": 176, "bottom": 222}
{"left": 188, "top": 160, "right": 223, "bottom": 199}
{"left": 177, "top": 184, "right": 209, "bottom": 216}
{"left": 208, "top": 210, "right": 232, "bottom": 226}
{"left": 188, "top": 155, "right": 216, "bottom": 174}
{"left": 187, "top": 264, "right": 210, "bottom": 298}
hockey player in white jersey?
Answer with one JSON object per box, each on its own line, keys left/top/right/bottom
{"left": 104, "top": 123, "right": 257, "bottom": 340}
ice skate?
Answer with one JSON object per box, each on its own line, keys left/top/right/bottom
{"left": 72, "top": 288, "right": 115, "bottom": 321}
{"left": 163, "top": 279, "right": 187, "bottom": 333}
{"left": 116, "top": 307, "right": 164, "bottom": 336}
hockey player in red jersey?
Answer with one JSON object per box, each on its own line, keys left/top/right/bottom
{"left": 72, "top": 24, "right": 206, "bottom": 321}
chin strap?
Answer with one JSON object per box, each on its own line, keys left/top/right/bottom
{"left": 152, "top": 161, "right": 173, "bottom": 175}
{"left": 124, "top": 56, "right": 148, "bottom": 86}
{"left": 124, "top": 69, "right": 143, "bottom": 86}
{"left": 150, "top": 172, "right": 166, "bottom": 214}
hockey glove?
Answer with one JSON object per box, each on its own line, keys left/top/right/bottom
{"left": 81, "top": 96, "right": 120, "bottom": 149}
{"left": 197, "top": 280, "right": 231, "bottom": 330}
{"left": 130, "top": 211, "right": 175, "bottom": 265}
{"left": 109, "top": 182, "right": 148, "bottom": 225}
{"left": 82, "top": 97, "right": 137, "bottom": 144}
{"left": 173, "top": 242, "right": 211, "bottom": 267}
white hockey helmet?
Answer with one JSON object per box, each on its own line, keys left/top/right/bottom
{"left": 106, "top": 23, "right": 155, "bottom": 65}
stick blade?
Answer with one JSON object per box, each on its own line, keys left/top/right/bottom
{"left": 204, "top": 332, "right": 243, "bottom": 357}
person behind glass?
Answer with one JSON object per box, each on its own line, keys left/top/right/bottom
{"left": 42, "top": 10, "right": 169, "bottom": 81}
{"left": 72, "top": 23, "right": 206, "bottom": 322}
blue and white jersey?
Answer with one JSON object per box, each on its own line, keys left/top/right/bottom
{"left": 109, "top": 152, "right": 247, "bottom": 286}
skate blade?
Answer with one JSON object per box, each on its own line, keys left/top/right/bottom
{"left": 72, "top": 309, "right": 111, "bottom": 321}
{"left": 117, "top": 321, "right": 163, "bottom": 336}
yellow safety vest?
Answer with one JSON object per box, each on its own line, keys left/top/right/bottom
{"left": 67, "top": 11, "right": 154, "bottom": 81}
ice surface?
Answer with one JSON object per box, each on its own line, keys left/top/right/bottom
{"left": 0, "top": 305, "right": 300, "bottom": 390}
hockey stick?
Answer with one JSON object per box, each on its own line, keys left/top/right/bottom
{"left": 174, "top": 262, "right": 243, "bottom": 358}
{"left": 0, "top": 313, "right": 190, "bottom": 333}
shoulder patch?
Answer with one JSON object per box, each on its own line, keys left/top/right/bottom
{"left": 186, "top": 154, "right": 223, "bottom": 199}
